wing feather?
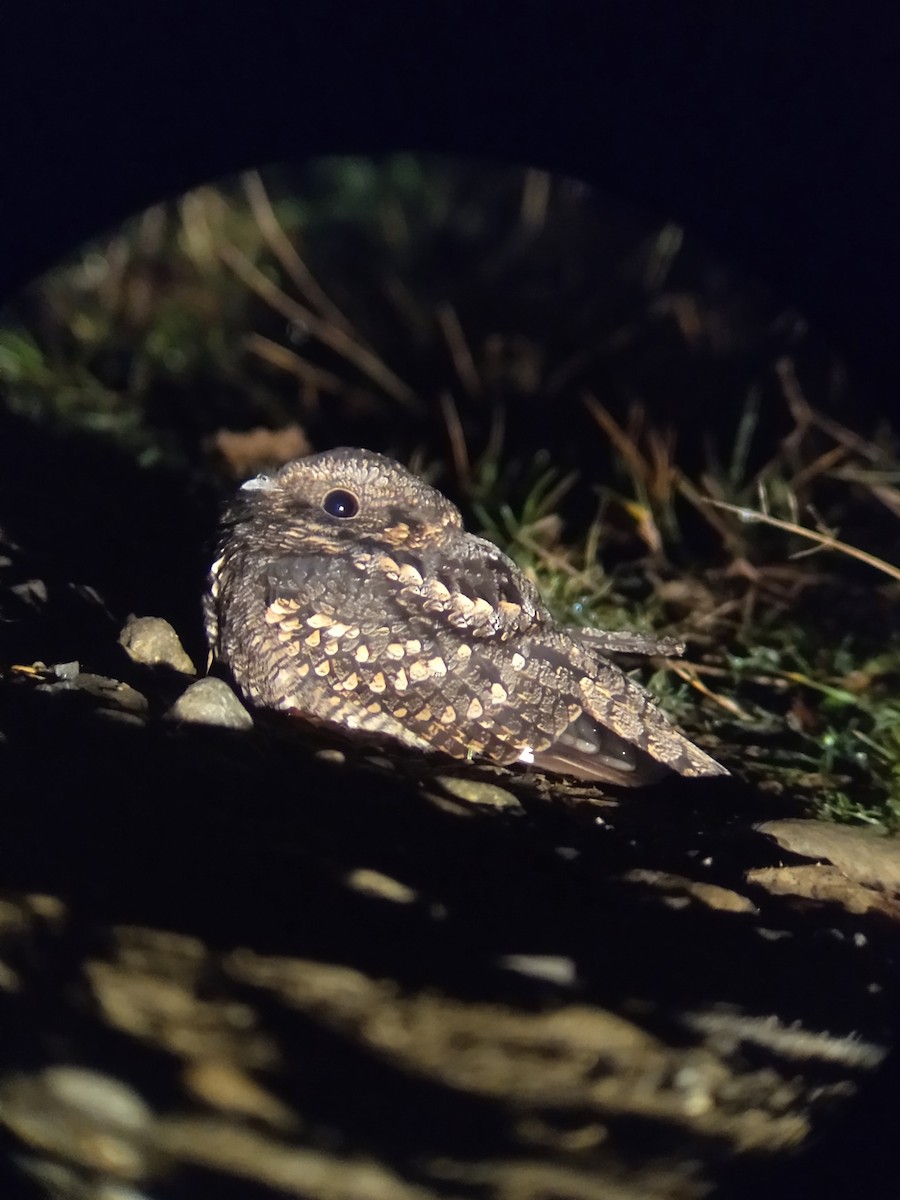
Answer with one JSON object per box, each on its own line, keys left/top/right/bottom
{"left": 259, "top": 547, "right": 726, "bottom": 782}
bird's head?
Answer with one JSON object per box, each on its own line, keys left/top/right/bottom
{"left": 231, "top": 447, "right": 464, "bottom": 553}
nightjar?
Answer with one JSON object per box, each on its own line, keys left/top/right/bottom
{"left": 205, "top": 447, "right": 727, "bottom": 785}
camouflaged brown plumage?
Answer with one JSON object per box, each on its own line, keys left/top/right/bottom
{"left": 205, "top": 448, "right": 728, "bottom": 785}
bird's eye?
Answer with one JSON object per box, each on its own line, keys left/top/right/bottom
{"left": 322, "top": 488, "right": 360, "bottom": 519}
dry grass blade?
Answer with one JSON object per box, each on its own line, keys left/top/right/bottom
{"left": 245, "top": 333, "right": 345, "bottom": 397}
{"left": 705, "top": 499, "right": 900, "bottom": 583}
{"left": 583, "top": 394, "right": 651, "bottom": 482}
{"left": 241, "top": 171, "right": 356, "bottom": 336}
{"left": 788, "top": 444, "right": 849, "bottom": 493}
{"left": 436, "top": 303, "right": 481, "bottom": 396}
{"left": 777, "top": 356, "right": 893, "bottom": 466}
{"left": 828, "top": 465, "right": 900, "bottom": 520}
{"left": 669, "top": 662, "right": 751, "bottom": 719}
{"left": 219, "top": 243, "right": 418, "bottom": 411}
{"left": 439, "top": 390, "right": 470, "bottom": 480}
{"left": 774, "top": 356, "right": 814, "bottom": 435}
{"left": 646, "top": 424, "right": 678, "bottom": 506}
{"left": 583, "top": 395, "right": 667, "bottom": 552}
{"left": 519, "top": 168, "right": 551, "bottom": 234}
{"left": 676, "top": 658, "right": 791, "bottom": 691}
{"left": 675, "top": 470, "right": 746, "bottom": 554}
{"left": 515, "top": 531, "right": 583, "bottom": 578}
{"left": 868, "top": 483, "right": 900, "bottom": 519}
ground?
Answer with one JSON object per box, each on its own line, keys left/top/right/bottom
{"left": 0, "top": 608, "right": 898, "bottom": 1198}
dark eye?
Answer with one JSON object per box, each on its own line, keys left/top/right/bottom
{"left": 322, "top": 488, "right": 360, "bottom": 519}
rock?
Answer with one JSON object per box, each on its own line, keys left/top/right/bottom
{"left": 41, "top": 1066, "right": 152, "bottom": 1130}
{"left": 33, "top": 664, "right": 149, "bottom": 716}
{"left": 621, "top": 869, "right": 759, "bottom": 915}
{"left": 75, "top": 673, "right": 149, "bottom": 716}
{"left": 182, "top": 1060, "right": 296, "bottom": 1130}
{"left": 119, "top": 616, "right": 197, "bottom": 675}
{"left": 433, "top": 775, "right": 525, "bottom": 811}
{"left": 167, "top": 679, "right": 253, "bottom": 730}
{"left": 498, "top": 954, "right": 579, "bottom": 987}
{"left": 314, "top": 748, "right": 347, "bottom": 765}
{"left": 344, "top": 868, "right": 419, "bottom": 904}
{"left": 747, "top": 865, "right": 900, "bottom": 922}
{"left": 757, "top": 819, "right": 900, "bottom": 894}
{"left": 0, "top": 1065, "right": 153, "bottom": 1177}
{"left": 50, "top": 660, "right": 80, "bottom": 681}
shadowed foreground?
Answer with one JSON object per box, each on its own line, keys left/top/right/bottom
{"left": 0, "top": 629, "right": 898, "bottom": 1199}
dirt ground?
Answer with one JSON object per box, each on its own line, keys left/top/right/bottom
{"left": 1, "top": 577, "right": 899, "bottom": 1199}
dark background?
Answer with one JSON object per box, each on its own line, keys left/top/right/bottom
{"left": 2, "top": 2, "right": 900, "bottom": 407}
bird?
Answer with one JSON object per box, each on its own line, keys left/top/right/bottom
{"left": 204, "top": 447, "right": 728, "bottom": 786}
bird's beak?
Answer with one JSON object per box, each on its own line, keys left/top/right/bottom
{"left": 240, "top": 474, "right": 277, "bottom": 493}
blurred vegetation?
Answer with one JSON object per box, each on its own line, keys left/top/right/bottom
{"left": 1, "top": 154, "right": 899, "bottom": 828}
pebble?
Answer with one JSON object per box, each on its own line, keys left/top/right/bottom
{"left": 46, "top": 672, "right": 149, "bottom": 716}
{"left": 621, "top": 869, "right": 759, "bottom": 914}
{"left": 81, "top": 677, "right": 150, "bottom": 716}
{"left": 41, "top": 1066, "right": 152, "bottom": 1130}
{"left": 314, "top": 748, "right": 347, "bottom": 765}
{"left": 499, "top": 954, "right": 578, "bottom": 987}
{"left": 0, "top": 1065, "right": 153, "bottom": 1177}
{"left": 757, "top": 819, "right": 900, "bottom": 893}
{"left": 119, "top": 616, "right": 197, "bottom": 675}
{"left": 167, "top": 679, "right": 253, "bottom": 730}
{"left": 183, "top": 1060, "right": 295, "bottom": 1129}
{"left": 345, "top": 868, "right": 419, "bottom": 904}
{"left": 434, "top": 775, "right": 524, "bottom": 811}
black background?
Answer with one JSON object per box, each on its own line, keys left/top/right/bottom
{"left": 2, "top": 2, "right": 900, "bottom": 407}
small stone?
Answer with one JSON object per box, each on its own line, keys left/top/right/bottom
{"left": 345, "top": 868, "right": 419, "bottom": 904}
{"left": 74, "top": 674, "right": 149, "bottom": 716}
{"left": 119, "top": 616, "right": 197, "bottom": 675}
{"left": 167, "top": 679, "right": 253, "bottom": 730}
{"left": 757, "top": 819, "right": 900, "bottom": 893}
{"left": 51, "top": 661, "right": 80, "bottom": 681}
{"left": 314, "top": 748, "right": 347, "bottom": 765}
{"left": 748, "top": 864, "right": 900, "bottom": 922}
{"left": 499, "top": 954, "right": 578, "bottom": 986}
{"left": 41, "top": 1066, "right": 152, "bottom": 1130}
{"left": 621, "top": 869, "right": 759, "bottom": 914}
{"left": 435, "top": 775, "right": 525, "bottom": 811}
{"left": 10, "top": 578, "right": 48, "bottom": 605}
{"left": 183, "top": 1060, "right": 295, "bottom": 1129}
{"left": 0, "top": 1066, "right": 153, "bottom": 1178}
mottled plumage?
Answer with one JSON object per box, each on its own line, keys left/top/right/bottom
{"left": 205, "top": 448, "right": 727, "bottom": 786}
